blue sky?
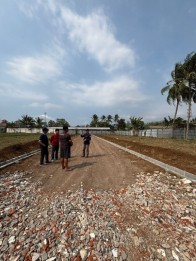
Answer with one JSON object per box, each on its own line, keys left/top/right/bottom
{"left": 0, "top": 0, "right": 195, "bottom": 126}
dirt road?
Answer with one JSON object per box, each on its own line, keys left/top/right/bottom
{"left": 1, "top": 135, "right": 162, "bottom": 193}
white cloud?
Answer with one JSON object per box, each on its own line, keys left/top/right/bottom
{"left": 58, "top": 76, "right": 149, "bottom": 107}
{"left": 29, "top": 102, "right": 63, "bottom": 109}
{"left": 7, "top": 54, "right": 61, "bottom": 84}
{"left": 60, "top": 8, "right": 135, "bottom": 72}
{"left": 0, "top": 83, "right": 48, "bottom": 101}
{"left": 16, "top": 0, "right": 41, "bottom": 18}
{"left": 16, "top": 0, "right": 135, "bottom": 72}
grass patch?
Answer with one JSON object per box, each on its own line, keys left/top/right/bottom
{"left": 99, "top": 135, "right": 196, "bottom": 156}
{"left": 0, "top": 133, "right": 40, "bottom": 150}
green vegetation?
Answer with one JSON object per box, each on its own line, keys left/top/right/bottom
{"left": 6, "top": 116, "right": 70, "bottom": 129}
{"left": 0, "top": 133, "right": 40, "bottom": 150}
{"left": 100, "top": 135, "right": 196, "bottom": 156}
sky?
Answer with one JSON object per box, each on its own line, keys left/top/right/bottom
{"left": 0, "top": 0, "right": 195, "bottom": 126}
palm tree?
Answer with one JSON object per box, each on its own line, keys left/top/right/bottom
{"left": 161, "top": 63, "right": 185, "bottom": 127}
{"left": 34, "top": 117, "right": 44, "bottom": 128}
{"left": 98, "top": 115, "right": 106, "bottom": 127}
{"left": 90, "top": 114, "right": 99, "bottom": 127}
{"left": 7, "top": 121, "right": 17, "bottom": 128}
{"left": 130, "top": 116, "right": 144, "bottom": 135}
{"left": 114, "top": 114, "right": 119, "bottom": 130}
{"left": 182, "top": 52, "right": 196, "bottom": 138}
{"left": 163, "top": 116, "right": 173, "bottom": 127}
{"left": 20, "top": 115, "right": 35, "bottom": 128}
{"left": 106, "top": 115, "right": 113, "bottom": 127}
{"left": 117, "top": 118, "right": 126, "bottom": 130}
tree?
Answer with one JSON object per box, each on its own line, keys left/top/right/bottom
{"left": 163, "top": 116, "right": 173, "bottom": 127}
{"left": 117, "top": 118, "right": 126, "bottom": 130}
{"left": 130, "top": 116, "right": 144, "bottom": 135}
{"left": 20, "top": 115, "right": 35, "bottom": 128}
{"left": 182, "top": 52, "right": 196, "bottom": 139}
{"left": 106, "top": 115, "right": 113, "bottom": 127}
{"left": 56, "top": 118, "right": 70, "bottom": 127}
{"left": 162, "top": 52, "right": 196, "bottom": 139}
{"left": 48, "top": 120, "right": 56, "bottom": 127}
{"left": 7, "top": 121, "right": 17, "bottom": 128}
{"left": 90, "top": 114, "right": 99, "bottom": 127}
{"left": 114, "top": 114, "right": 120, "bottom": 130}
{"left": 100, "top": 115, "right": 106, "bottom": 126}
{"left": 161, "top": 62, "right": 185, "bottom": 127}
{"left": 34, "top": 117, "right": 44, "bottom": 128}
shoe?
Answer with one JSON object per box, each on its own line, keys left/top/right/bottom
{"left": 40, "top": 163, "right": 43, "bottom": 166}
{"left": 81, "top": 155, "right": 85, "bottom": 157}
{"left": 51, "top": 160, "right": 54, "bottom": 162}
{"left": 46, "top": 161, "right": 51, "bottom": 164}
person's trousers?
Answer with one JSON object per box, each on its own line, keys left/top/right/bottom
{"left": 51, "top": 145, "right": 59, "bottom": 160}
{"left": 83, "top": 143, "right": 90, "bottom": 156}
{"left": 40, "top": 147, "right": 49, "bottom": 164}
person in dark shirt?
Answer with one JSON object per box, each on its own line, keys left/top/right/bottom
{"left": 38, "top": 127, "right": 50, "bottom": 165}
{"left": 81, "top": 129, "right": 91, "bottom": 157}
{"left": 59, "top": 125, "right": 72, "bottom": 170}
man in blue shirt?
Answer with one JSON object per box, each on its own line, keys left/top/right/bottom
{"left": 81, "top": 129, "right": 91, "bottom": 157}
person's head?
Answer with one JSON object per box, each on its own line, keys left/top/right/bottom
{"left": 86, "top": 129, "right": 89, "bottom": 133}
{"left": 55, "top": 128, "right": 59, "bottom": 134}
{"left": 63, "top": 125, "right": 68, "bottom": 132}
{"left": 42, "top": 127, "right": 48, "bottom": 133}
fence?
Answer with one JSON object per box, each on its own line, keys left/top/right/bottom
{"left": 6, "top": 127, "right": 196, "bottom": 139}
{"left": 140, "top": 128, "right": 196, "bottom": 140}
{"left": 6, "top": 127, "right": 111, "bottom": 136}
{"left": 109, "top": 128, "right": 196, "bottom": 140}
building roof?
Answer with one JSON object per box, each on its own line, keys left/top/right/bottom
{"left": 0, "top": 122, "right": 6, "bottom": 127}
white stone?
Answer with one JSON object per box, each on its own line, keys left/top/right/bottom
{"left": 8, "top": 236, "right": 15, "bottom": 244}
{"left": 112, "top": 249, "right": 118, "bottom": 258}
{"left": 172, "top": 250, "right": 179, "bottom": 261}
{"left": 157, "top": 249, "right": 166, "bottom": 257}
{"left": 181, "top": 178, "right": 192, "bottom": 184}
{"left": 32, "top": 253, "right": 40, "bottom": 261}
{"left": 80, "top": 249, "right": 88, "bottom": 260}
{"left": 90, "top": 232, "right": 95, "bottom": 238}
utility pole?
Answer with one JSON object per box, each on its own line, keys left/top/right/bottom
{"left": 44, "top": 112, "right": 47, "bottom": 126}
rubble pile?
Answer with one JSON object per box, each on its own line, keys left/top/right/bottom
{"left": 0, "top": 170, "right": 195, "bottom": 261}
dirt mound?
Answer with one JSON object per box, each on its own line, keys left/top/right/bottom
{"left": 0, "top": 140, "right": 39, "bottom": 162}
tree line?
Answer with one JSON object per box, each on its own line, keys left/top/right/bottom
{"left": 5, "top": 112, "right": 195, "bottom": 133}
{"left": 6, "top": 115, "right": 70, "bottom": 129}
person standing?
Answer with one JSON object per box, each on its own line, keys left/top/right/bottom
{"left": 59, "top": 125, "right": 72, "bottom": 170}
{"left": 49, "top": 128, "right": 59, "bottom": 161}
{"left": 38, "top": 127, "right": 50, "bottom": 165}
{"left": 81, "top": 129, "right": 91, "bottom": 157}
